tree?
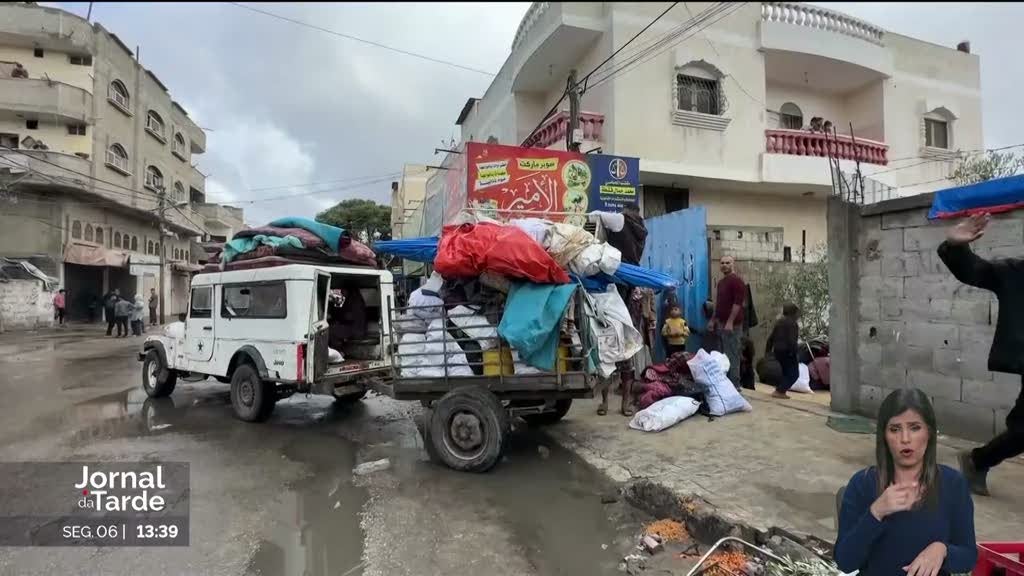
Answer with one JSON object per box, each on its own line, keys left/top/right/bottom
{"left": 316, "top": 199, "right": 391, "bottom": 243}
{"left": 763, "top": 246, "right": 830, "bottom": 340}
{"left": 950, "top": 150, "right": 1024, "bottom": 186}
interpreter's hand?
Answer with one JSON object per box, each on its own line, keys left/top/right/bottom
{"left": 947, "top": 213, "right": 990, "bottom": 245}
{"left": 870, "top": 482, "right": 919, "bottom": 520}
{"left": 904, "top": 542, "right": 947, "bottom": 576}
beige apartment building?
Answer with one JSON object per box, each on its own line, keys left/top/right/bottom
{"left": 454, "top": 2, "right": 983, "bottom": 261}
{"left": 0, "top": 2, "right": 240, "bottom": 322}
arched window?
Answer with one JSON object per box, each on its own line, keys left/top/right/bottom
{"left": 674, "top": 61, "right": 728, "bottom": 116}
{"left": 123, "top": 234, "right": 131, "bottom": 250}
{"left": 780, "top": 102, "right": 803, "bottom": 130}
{"left": 84, "top": 224, "right": 94, "bottom": 242}
{"left": 131, "top": 236, "right": 138, "bottom": 252}
{"left": 145, "top": 165, "right": 164, "bottom": 191}
{"left": 71, "top": 220, "right": 82, "bottom": 240}
{"left": 95, "top": 227, "right": 103, "bottom": 245}
{"left": 148, "top": 240, "right": 155, "bottom": 255}
{"left": 174, "top": 181, "right": 185, "bottom": 202}
{"left": 173, "top": 132, "right": 187, "bottom": 158}
{"left": 106, "top": 143, "right": 130, "bottom": 174}
{"left": 109, "top": 80, "right": 130, "bottom": 110}
{"left": 114, "top": 231, "right": 122, "bottom": 247}
{"left": 174, "top": 248, "right": 180, "bottom": 260}
{"left": 145, "top": 110, "right": 165, "bottom": 140}
{"left": 185, "top": 250, "right": 190, "bottom": 261}
{"left": 923, "top": 107, "right": 956, "bottom": 150}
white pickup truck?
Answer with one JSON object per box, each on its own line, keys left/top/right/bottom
{"left": 139, "top": 264, "right": 394, "bottom": 422}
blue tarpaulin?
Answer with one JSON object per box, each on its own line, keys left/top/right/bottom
{"left": 373, "top": 237, "right": 439, "bottom": 263}
{"left": 928, "top": 174, "right": 1024, "bottom": 220}
{"left": 498, "top": 282, "right": 577, "bottom": 371}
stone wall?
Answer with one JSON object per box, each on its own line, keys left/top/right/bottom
{"left": 830, "top": 193, "right": 1022, "bottom": 441}
{"left": 0, "top": 279, "right": 53, "bottom": 331}
{"left": 709, "top": 225, "right": 786, "bottom": 262}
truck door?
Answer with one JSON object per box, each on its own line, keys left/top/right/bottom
{"left": 306, "top": 272, "right": 331, "bottom": 383}
{"left": 186, "top": 285, "right": 215, "bottom": 363}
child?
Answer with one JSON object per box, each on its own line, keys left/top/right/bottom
{"left": 661, "top": 306, "right": 690, "bottom": 358}
{"left": 767, "top": 303, "right": 801, "bottom": 399}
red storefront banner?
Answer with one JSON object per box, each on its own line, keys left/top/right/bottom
{"left": 463, "top": 142, "right": 590, "bottom": 225}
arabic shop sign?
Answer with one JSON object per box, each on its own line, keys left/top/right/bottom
{"left": 587, "top": 154, "right": 639, "bottom": 212}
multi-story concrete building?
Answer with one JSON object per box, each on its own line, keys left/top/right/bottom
{"left": 455, "top": 2, "right": 983, "bottom": 260}
{"left": 390, "top": 164, "right": 434, "bottom": 239}
{"left": 0, "top": 2, "right": 236, "bottom": 322}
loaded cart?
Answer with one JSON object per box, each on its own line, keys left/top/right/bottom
{"left": 380, "top": 286, "right": 597, "bottom": 472}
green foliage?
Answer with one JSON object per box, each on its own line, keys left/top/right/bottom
{"left": 950, "top": 151, "right": 1024, "bottom": 186}
{"left": 763, "top": 246, "right": 830, "bottom": 340}
{"left": 315, "top": 199, "right": 391, "bottom": 242}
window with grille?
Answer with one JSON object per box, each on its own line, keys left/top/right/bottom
{"left": 69, "top": 55, "right": 92, "bottom": 66}
{"left": 677, "top": 75, "right": 723, "bottom": 116}
{"left": 173, "top": 133, "right": 187, "bottom": 158}
{"left": 71, "top": 221, "right": 82, "bottom": 240}
{"left": 106, "top": 144, "right": 130, "bottom": 174}
{"left": 145, "top": 166, "right": 164, "bottom": 191}
{"left": 174, "top": 181, "right": 185, "bottom": 202}
{"left": 109, "top": 80, "right": 130, "bottom": 111}
{"left": 146, "top": 111, "right": 166, "bottom": 140}
{"left": 67, "top": 124, "right": 86, "bottom": 136}
{"left": 925, "top": 118, "right": 948, "bottom": 149}
{"left": 95, "top": 227, "right": 103, "bottom": 244}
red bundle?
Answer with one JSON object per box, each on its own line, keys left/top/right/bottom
{"left": 434, "top": 222, "right": 570, "bottom": 284}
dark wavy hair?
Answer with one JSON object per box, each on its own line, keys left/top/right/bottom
{"left": 875, "top": 388, "right": 940, "bottom": 508}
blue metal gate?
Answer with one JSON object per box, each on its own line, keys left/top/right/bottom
{"left": 642, "top": 207, "right": 709, "bottom": 361}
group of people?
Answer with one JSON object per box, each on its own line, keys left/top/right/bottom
{"left": 101, "top": 288, "right": 160, "bottom": 337}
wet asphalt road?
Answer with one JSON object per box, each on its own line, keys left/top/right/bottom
{"left": 0, "top": 326, "right": 648, "bottom": 576}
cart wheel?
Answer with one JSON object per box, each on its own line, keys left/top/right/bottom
{"left": 428, "top": 387, "right": 507, "bottom": 472}
{"left": 142, "top": 350, "right": 177, "bottom": 398}
{"left": 521, "top": 399, "right": 573, "bottom": 426}
{"left": 230, "top": 363, "right": 276, "bottom": 422}
{"left": 333, "top": 389, "right": 366, "bottom": 404}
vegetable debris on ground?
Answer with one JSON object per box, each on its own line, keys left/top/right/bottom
{"left": 644, "top": 519, "right": 689, "bottom": 543}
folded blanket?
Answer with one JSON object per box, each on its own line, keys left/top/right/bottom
{"left": 268, "top": 217, "right": 350, "bottom": 251}
{"left": 233, "top": 226, "right": 325, "bottom": 249}
{"left": 222, "top": 234, "right": 303, "bottom": 263}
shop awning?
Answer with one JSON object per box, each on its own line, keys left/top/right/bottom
{"left": 172, "top": 262, "right": 203, "bottom": 273}
{"left": 63, "top": 243, "right": 128, "bottom": 267}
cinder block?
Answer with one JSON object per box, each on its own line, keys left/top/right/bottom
{"left": 860, "top": 228, "right": 903, "bottom": 260}
{"left": 880, "top": 366, "right": 908, "bottom": 389}
{"left": 860, "top": 363, "right": 882, "bottom": 388}
{"left": 860, "top": 321, "right": 905, "bottom": 346}
{"left": 859, "top": 298, "right": 881, "bottom": 321}
{"left": 904, "top": 345, "right": 933, "bottom": 372}
{"left": 908, "top": 369, "right": 962, "bottom": 401}
{"left": 859, "top": 385, "right": 891, "bottom": 417}
{"left": 962, "top": 377, "right": 1021, "bottom": 410}
{"left": 931, "top": 397, "right": 996, "bottom": 442}
{"left": 882, "top": 277, "right": 903, "bottom": 299}
{"left": 959, "top": 325, "right": 996, "bottom": 352}
{"left": 882, "top": 209, "right": 930, "bottom": 230}
{"left": 928, "top": 299, "right": 953, "bottom": 322}
{"left": 953, "top": 284, "right": 993, "bottom": 302}
{"left": 919, "top": 251, "right": 948, "bottom": 275}
{"left": 932, "top": 350, "right": 963, "bottom": 378}
{"left": 903, "top": 225, "right": 948, "bottom": 252}
{"left": 882, "top": 254, "right": 921, "bottom": 277}
{"left": 951, "top": 299, "right": 991, "bottom": 326}
{"left": 882, "top": 298, "right": 903, "bottom": 319}
{"left": 904, "top": 275, "right": 958, "bottom": 300}
{"left": 905, "top": 322, "right": 959, "bottom": 350}
{"left": 859, "top": 255, "right": 882, "bottom": 278}
{"left": 859, "top": 342, "right": 882, "bottom": 365}
{"left": 974, "top": 219, "right": 1023, "bottom": 249}
{"left": 959, "top": 351, "right": 993, "bottom": 382}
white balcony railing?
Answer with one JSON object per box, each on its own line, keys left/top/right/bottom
{"left": 761, "top": 2, "right": 884, "bottom": 46}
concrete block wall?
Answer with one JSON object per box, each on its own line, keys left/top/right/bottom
{"left": 842, "top": 194, "right": 1022, "bottom": 442}
{"left": 0, "top": 280, "right": 54, "bottom": 331}
{"left": 709, "top": 226, "right": 785, "bottom": 262}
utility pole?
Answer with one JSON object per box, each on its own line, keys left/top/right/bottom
{"left": 566, "top": 69, "right": 581, "bottom": 152}
{"left": 157, "top": 187, "right": 167, "bottom": 325}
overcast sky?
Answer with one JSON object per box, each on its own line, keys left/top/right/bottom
{"left": 50, "top": 2, "right": 1019, "bottom": 226}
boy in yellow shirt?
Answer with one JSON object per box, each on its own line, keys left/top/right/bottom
{"left": 661, "top": 305, "right": 690, "bottom": 357}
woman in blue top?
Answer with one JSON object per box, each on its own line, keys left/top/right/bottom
{"left": 836, "top": 388, "right": 977, "bottom": 576}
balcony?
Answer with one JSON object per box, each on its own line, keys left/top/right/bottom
{"left": 0, "top": 78, "right": 94, "bottom": 124}
{"left": 760, "top": 2, "right": 892, "bottom": 85}
{"left": 522, "top": 110, "right": 604, "bottom": 149}
{"left": 510, "top": 2, "right": 604, "bottom": 92}
{"left": 0, "top": 149, "right": 92, "bottom": 188}
{"left": 196, "top": 203, "right": 243, "bottom": 229}
{"left": 765, "top": 129, "right": 887, "bottom": 164}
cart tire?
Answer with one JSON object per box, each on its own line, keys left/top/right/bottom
{"left": 142, "top": 350, "right": 177, "bottom": 398}
{"left": 428, "top": 387, "right": 507, "bottom": 472}
{"left": 333, "top": 390, "right": 366, "bottom": 404}
{"left": 417, "top": 410, "right": 444, "bottom": 465}
{"left": 230, "top": 364, "right": 276, "bottom": 422}
{"left": 521, "top": 399, "right": 573, "bottom": 426}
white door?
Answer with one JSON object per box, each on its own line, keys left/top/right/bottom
{"left": 186, "top": 285, "right": 215, "bottom": 363}
{"left": 307, "top": 272, "right": 332, "bottom": 382}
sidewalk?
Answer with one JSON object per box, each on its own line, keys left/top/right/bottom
{"left": 549, "top": 385, "right": 1024, "bottom": 543}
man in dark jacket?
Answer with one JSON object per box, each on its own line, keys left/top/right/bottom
{"left": 938, "top": 212, "right": 1024, "bottom": 496}
{"left": 103, "top": 289, "right": 120, "bottom": 336}
{"left": 766, "top": 303, "right": 800, "bottom": 399}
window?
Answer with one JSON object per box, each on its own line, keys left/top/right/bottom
{"left": 33, "top": 48, "right": 43, "bottom": 58}
{"left": 106, "top": 144, "right": 130, "bottom": 175}
{"left": 221, "top": 282, "right": 288, "bottom": 319}
{"left": 172, "top": 133, "right": 187, "bottom": 159}
{"left": 131, "top": 236, "right": 138, "bottom": 252}
{"left": 109, "top": 80, "right": 130, "bottom": 112}
{"left": 144, "top": 165, "right": 164, "bottom": 191}
{"left": 174, "top": 248, "right": 180, "bottom": 260}
{"left": 68, "top": 55, "right": 92, "bottom": 66}
{"left": 84, "top": 224, "right": 93, "bottom": 242}
{"left": 67, "top": 124, "right": 87, "bottom": 136}
{"left": 145, "top": 110, "right": 166, "bottom": 141}
{"left": 71, "top": 220, "right": 82, "bottom": 240}
{"left": 123, "top": 234, "right": 131, "bottom": 250}
{"left": 780, "top": 102, "right": 803, "bottom": 130}
{"left": 25, "top": 120, "right": 38, "bottom": 130}
{"left": 114, "top": 232, "right": 122, "bottom": 247}
{"left": 185, "top": 250, "right": 190, "bottom": 261}
{"left": 925, "top": 118, "right": 948, "bottom": 149}
{"left": 95, "top": 227, "right": 103, "bottom": 245}
{"left": 0, "top": 133, "right": 17, "bottom": 148}
{"left": 174, "top": 181, "right": 185, "bottom": 202}
{"left": 189, "top": 286, "right": 213, "bottom": 319}
{"left": 677, "top": 75, "right": 723, "bottom": 116}
{"left": 148, "top": 240, "right": 155, "bottom": 255}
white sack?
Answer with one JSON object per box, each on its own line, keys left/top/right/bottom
{"left": 687, "top": 349, "right": 752, "bottom": 416}
{"left": 509, "top": 218, "right": 553, "bottom": 247}
{"left": 328, "top": 347, "right": 344, "bottom": 364}
{"left": 511, "top": 349, "right": 543, "bottom": 375}
{"left": 629, "top": 397, "right": 701, "bottom": 432}
{"left": 584, "top": 285, "right": 644, "bottom": 378}
{"left": 709, "top": 350, "right": 730, "bottom": 375}
{"left": 408, "top": 286, "right": 443, "bottom": 321}
{"left": 790, "top": 363, "right": 813, "bottom": 394}
{"left": 447, "top": 305, "right": 498, "bottom": 351}
{"left": 569, "top": 243, "right": 622, "bottom": 277}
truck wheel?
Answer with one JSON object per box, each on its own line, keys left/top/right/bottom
{"left": 142, "top": 350, "right": 177, "bottom": 398}
{"left": 521, "top": 399, "right": 573, "bottom": 426}
{"left": 428, "top": 387, "right": 507, "bottom": 472}
{"left": 230, "top": 364, "right": 276, "bottom": 422}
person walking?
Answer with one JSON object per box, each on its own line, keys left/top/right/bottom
{"left": 661, "top": 305, "right": 690, "bottom": 357}
{"left": 131, "top": 294, "right": 145, "bottom": 336}
{"left": 148, "top": 288, "right": 159, "bottom": 327}
{"left": 103, "top": 289, "right": 120, "bottom": 336}
{"left": 113, "top": 295, "right": 132, "bottom": 338}
{"left": 767, "top": 303, "right": 801, "bottom": 399}
{"left": 938, "top": 212, "right": 1024, "bottom": 496}
{"left": 52, "top": 289, "right": 66, "bottom": 326}
{"left": 708, "top": 256, "right": 746, "bottom": 389}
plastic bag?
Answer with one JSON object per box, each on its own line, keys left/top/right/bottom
{"left": 408, "top": 286, "right": 443, "bottom": 321}
{"left": 629, "top": 396, "right": 701, "bottom": 432}
{"left": 687, "top": 349, "right": 752, "bottom": 416}
{"left": 328, "top": 347, "right": 344, "bottom": 364}
{"left": 568, "top": 243, "right": 622, "bottom": 277}
{"left": 790, "top": 363, "right": 813, "bottom": 394}
{"left": 583, "top": 285, "right": 644, "bottom": 377}
{"left": 509, "top": 218, "right": 553, "bottom": 247}
{"left": 434, "top": 223, "right": 570, "bottom": 284}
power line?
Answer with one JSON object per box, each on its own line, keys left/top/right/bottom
{"left": 226, "top": 2, "right": 496, "bottom": 77}
{"left": 520, "top": 2, "right": 681, "bottom": 146}
{"left": 246, "top": 167, "right": 427, "bottom": 192}
{"left": 680, "top": 2, "right": 764, "bottom": 107}
{"left": 869, "top": 142, "right": 1024, "bottom": 176}
{"left": 234, "top": 174, "right": 400, "bottom": 204}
